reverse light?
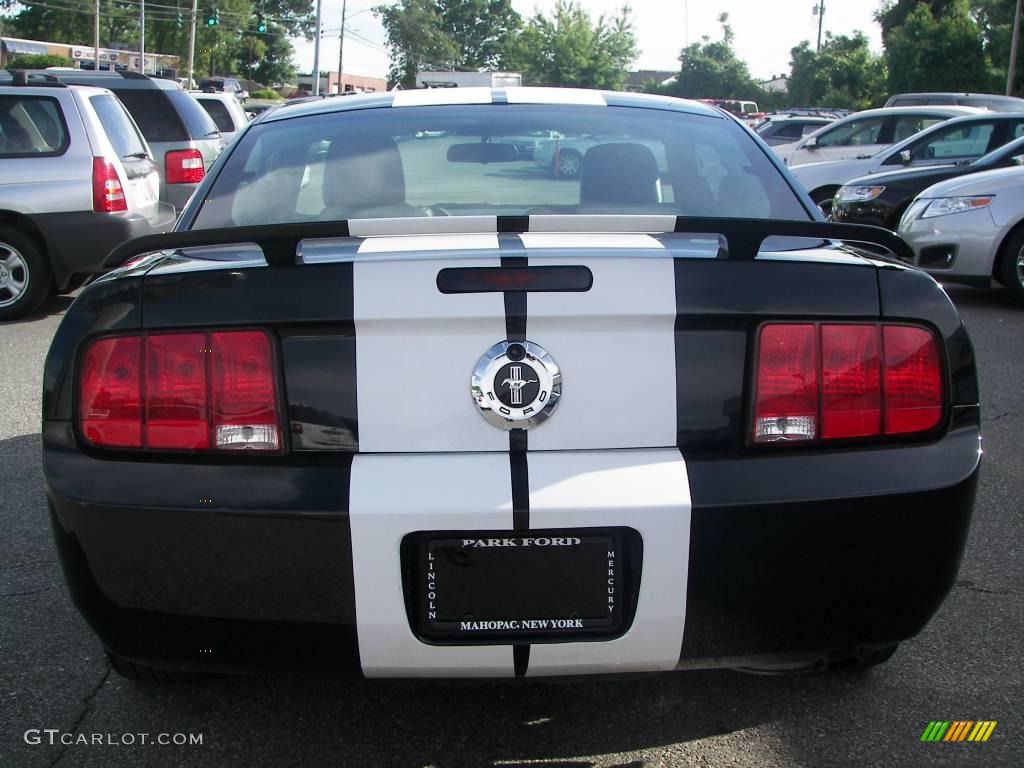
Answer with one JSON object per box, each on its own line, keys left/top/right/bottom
{"left": 165, "top": 148, "right": 205, "bottom": 184}
{"left": 78, "top": 329, "right": 281, "bottom": 452}
{"left": 835, "top": 185, "right": 885, "bottom": 204}
{"left": 920, "top": 196, "right": 993, "bottom": 219}
{"left": 92, "top": 157, "right": 128, "bottom": 212}
{"left": 753, "top": 323, "right": 943, "bottom": 444}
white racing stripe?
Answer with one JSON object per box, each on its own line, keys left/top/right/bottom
{"left": 525, "top": 253, "right": 678, "bottom": 450}
{"left": 526, "top": 449, "right": 691, "bottom": 676}
{"left": 506, "top": 87, "right": 607, "bottom": 106}
{"left": 391, "top": 87, "right": 493, "bottom": 107}
{"left": 353, "top": 255, "right": 508, "bottom": 453}
{"left": 350, "top": 453, "right": 516, "bottom": 677}
{"left": 357, "top": 233, "right": 500, "bottom": 254}
{"left": 518, "top": 232, "right": 665, "bottom": 251}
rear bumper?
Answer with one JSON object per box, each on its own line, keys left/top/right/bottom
{"left": 30, "top": 205, "right": 176, "bottom": 280}
{"left": 44, "top": 417, "right": 980, "bottom": 677}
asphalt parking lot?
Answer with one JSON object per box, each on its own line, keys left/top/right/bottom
{"left": 1, "top": 286, "right": 1021, "bottom": 768}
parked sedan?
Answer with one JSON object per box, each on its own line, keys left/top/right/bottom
{"left": 899, "top": 165, "right": 1024, "bottom": 303}
{"left": 772, "top": 105, "right": 981, "bottom": 167}
{"left": 792, "top": 112, "right": 1024, "bottom": 215}
{"left": 833, "top": 135, "right": 1024, "bottom": 229}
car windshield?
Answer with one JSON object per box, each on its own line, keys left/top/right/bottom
{"left": 191, "top": 103, "right": 809, "bottom": 229}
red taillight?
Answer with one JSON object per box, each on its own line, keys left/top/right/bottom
{"left": 165, "top": 149, "right": 205, "bottom": 184}
{"left": 754, "top": 323, "right": 943, "bottom": 444}
{"left": 92, "top": 157, "right": 127, "bottom": 212}
{"left": 78, "top": 330, "right": 281, "bottom": 452}
{"left": 211, "top": 331, "right": 281, "bottom": 451}
{"left": 753, "top": 324, "right": 818, "bottom": 442}
{"left": 883, "top": 326, "right": 942, "bottom": 435}
{"left": 80, "top": 337, "right": 142, "bottom": 447}
{"left": 821, "top": 324, "right": 881, "bottom": 439}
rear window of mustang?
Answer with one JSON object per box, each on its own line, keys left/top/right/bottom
{"left": 191, "top": 104, "right": 810, "bottom": 228}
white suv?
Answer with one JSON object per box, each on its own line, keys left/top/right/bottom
{"left": 0, "top": 76, "right": 174, "bottom": 319}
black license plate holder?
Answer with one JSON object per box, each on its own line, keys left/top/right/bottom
{"left": 402, "top": 527, "right": 642, "bottom": 644}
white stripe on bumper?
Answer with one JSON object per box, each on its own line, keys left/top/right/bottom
{"left": 350, "top": 453, "right": 516, "bottom": 677}
{"left": 526, "top": 450, "right": 690, "bottom": 676}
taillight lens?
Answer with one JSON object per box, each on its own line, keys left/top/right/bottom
{"left": 883, "top": 326, "right": 943, "bottom": 435}
{"left": 753, "top": 324, "right": 818, "bottom": 442}
{"left": 754, "top": 323, "right": 942, "bottom": 444}
{"left": 78, "top": 329, "right": 281, "bottom": 452}
{"left": 211, "top": 331, "right": 280, "bottom": 451}
{"left": 92, "top": 157, "right": 127, "bottom": 212}
{"left": 80, "top": 337, "right": 142, "bottom": 447}
{"left": 165, "top": 149, "right": 205, "bottom": 184}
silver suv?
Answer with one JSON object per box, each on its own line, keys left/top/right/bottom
{"left": 0, "top": 77, "right": 174, "bottom": 319}
{"left": 46, "top": 71, "right": 225, "bottom": 212}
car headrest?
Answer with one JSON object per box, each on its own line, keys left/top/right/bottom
{"left": 579, "top": 142, "right": 659, "bottom": 205}
{"left": 322, "top": 134, "right": 407, "bottom": 211}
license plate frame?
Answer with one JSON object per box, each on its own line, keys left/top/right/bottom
{"left": 401, "top": 527, "right": 643, "bottom": 644}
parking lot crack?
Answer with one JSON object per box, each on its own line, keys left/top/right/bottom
{"left": 0, "top": 586, "right": 57, "bottom": 598}
{"left": 955, "top": 580, "right": 1022, "bottom": 596}
{"left": 49, "top": 664, "right": 111, "bottom": 768}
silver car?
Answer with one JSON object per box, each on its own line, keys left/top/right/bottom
{"left": 49, "top": 71, "right": 224, "bottom": 212}
{"left": 0, "top": 79, "right": 174, "bottom": 319}
{"left": 898, "top": 164, "right": 1024, "bottom": 303}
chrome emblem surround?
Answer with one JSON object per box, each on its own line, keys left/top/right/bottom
{"left": 471, "top": 340, "right": 561, "bottom": 430}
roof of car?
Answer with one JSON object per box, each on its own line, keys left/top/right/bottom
{"left": 256, "top": 87, "right": 724, "bottom": 124}
{"left": 39, "top": 70, "right": 179, "bottom": 91}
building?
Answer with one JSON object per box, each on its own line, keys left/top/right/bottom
{"left": 297, "top": 71, "right": 387, "bottom": 95}
{"left": 1, "top": 36, "right": 179, "bottom": 75}
{"left": 761, "top": 75, "right": 789, "bottom": 94}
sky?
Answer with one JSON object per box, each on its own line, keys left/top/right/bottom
{"left": 292, "top": 0, "right": 886, "bottom": 83}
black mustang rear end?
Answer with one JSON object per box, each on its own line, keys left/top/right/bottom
{"left": 42, "top": 89, "right": 980, "bottom": 680}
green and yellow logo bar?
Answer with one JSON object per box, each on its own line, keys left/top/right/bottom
{"left": 920, "top": 721, "right": 997, "bottom": 742}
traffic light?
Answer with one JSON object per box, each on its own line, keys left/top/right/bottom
{"left": 205, "top": 8, "right": 219, "bottom": 26}
{"left": 256, "top": 13, "right": 267, "bottom": 33}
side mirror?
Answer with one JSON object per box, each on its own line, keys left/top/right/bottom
{"left": 899, "top": 150, "right": 912, "bottom": 165}
{"left": 803, "top": 136, "right": 818, "bottom": 149}
{"left": 1013, "top": 155, "right": 1024, "bottom": 166}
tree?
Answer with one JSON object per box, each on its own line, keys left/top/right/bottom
{"left": 667, "top": 13, "right": 762, "bottom": 100}
{"left": 787, "top": 33, "right": 887, "bottom": 111}
{"left": 509, "top": 1, "right": 638, "bottom": 90}
{"left": 374, "top": 0, "right": 521, "bottom": 88}
{"left": 375, "top": 0, "right": 460, "bottom": 87}
{"left": 878, "top": 0, "right": 992, "bottom": 94}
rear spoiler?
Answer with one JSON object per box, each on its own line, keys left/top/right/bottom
{"left": 103, "top": 217, "right": 914, "bottom": 269}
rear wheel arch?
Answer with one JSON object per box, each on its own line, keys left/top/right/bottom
{"left": 992, "top": 217, "right": 1024, "bottom": 281}
{"left": 0, "top": 210, "right": 69, "bottom": 288}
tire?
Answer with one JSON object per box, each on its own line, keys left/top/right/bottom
{"left": 997, "top": 227, "right": 1024, "bottom": 304}
{"left": 107, "top": 652, "right": 203, "bottom": 682}
{"left": 810, "top": 186, "right": 840, "bottom": 219}
{"left": 0, "top": 227, "right": 51, "bottom": 321}
{"left": 554, "top": 149, "right": 582, "bottom": 179}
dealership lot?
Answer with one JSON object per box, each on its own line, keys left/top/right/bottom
{"left": 1, "top": 287, "right": 1021, "bottom": 768}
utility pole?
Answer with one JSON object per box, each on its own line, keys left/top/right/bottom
{"left": 94, "top": 0, "right": 100, "bottom": 71}
{"left": 187, "top": 0, "right": 197, "bottom": 87}
{"left": 312, "top": 0, "right": 323, "bottom": 94}
{"left": 1009, "top": 0, "right": 1023, "bottom": 96}
{"left": 337, "top": 0, "right": 347, "bottom": 95}
{"left": 815, "top": 1, "right": 825, "bottom": 53}
{"left": 684, "top": 0, "right": 688, "bottom": 48}
{"left": 139, "top": 0, "right": 146, "bottom": 74}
